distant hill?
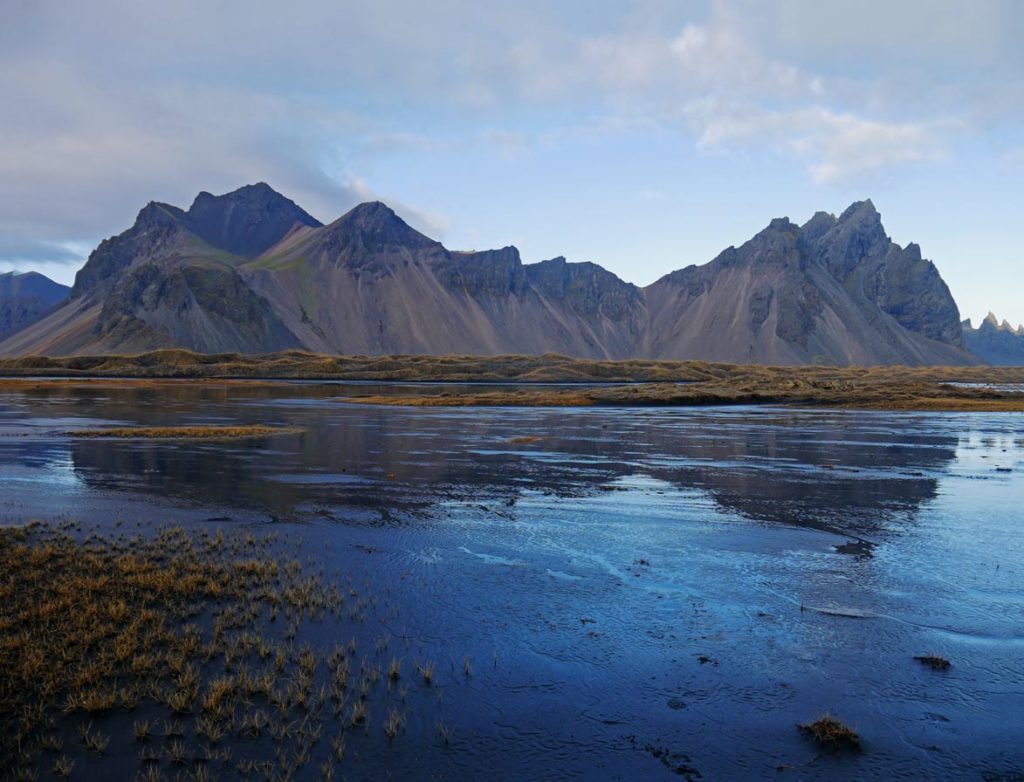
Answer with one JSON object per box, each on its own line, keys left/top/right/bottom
{"left": 963, "top": 313, "right": 1024, "bottom": 365}
{"left": 0, "top": 184, "right": 978, "bottom": 365}
{"left": 0, "top": 271, "right": 70, "bottom": 342}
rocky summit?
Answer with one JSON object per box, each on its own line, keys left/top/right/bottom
{"left": 962, "top": 313, "right": 1024, "bottom": 365}
{"left": 0, "top": 184, "right": 980, "bottom": 365}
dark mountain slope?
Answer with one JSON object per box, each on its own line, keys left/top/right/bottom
{"left": 644, "top": 201, "right": 972, "bottom": 365}
{"left": 243, "top": 202, "right": 646, "bottom": 358}
{"left": 7, "top": 188, "right": 304, "bottom": 355}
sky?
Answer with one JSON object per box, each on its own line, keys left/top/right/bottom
{"left": 1, "top": 0, "right": 1021, "bottom": 327}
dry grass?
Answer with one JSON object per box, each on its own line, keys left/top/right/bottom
{"left": 0, "top": 349, "right": 725, "bottom": 382}
{"left": 797, "top": 714, "right": 861, "bottom": 751}
{"left": 68, "top": 424, "right": 302, "bottom": 439}
{"left": 341, "top": 372, "right": 1024, "bottom": 412}
{"left": 2, "top": 348, "right": 1022, "bottom": 386}
{"left": 0, "top": 521, "right": 442, "bottom": 779}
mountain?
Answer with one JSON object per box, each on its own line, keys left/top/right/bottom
{"left": 644, "top": 201, "right": 968, "bottom": 365}
{"left": 4, "top": 186, "right": 309, "bottom": 355}
{"left": 0, "top": 185, "right": 978, "bottom": 366}
{"left": 243, "top": 201, "right": 647, "bottom": 356}
{"left": 962, "top": 313, "right": 1024, "bottom": 365}
{"left": 0, "top": 271, "right": 70, "bottom": 341}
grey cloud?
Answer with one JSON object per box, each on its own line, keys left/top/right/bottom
{"left": 0, "top": 237, "right": 88, "bottom": 265}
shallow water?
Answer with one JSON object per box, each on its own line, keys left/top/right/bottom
{"left": 1, "top": 381, "right": 1022, "bottom": 780}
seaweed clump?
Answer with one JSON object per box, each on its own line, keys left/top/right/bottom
{"left": 797, "top": 714, "right": 861, "bottom": 751}
{"left": 914, "top": 654, "right": 951, "bottom": 670}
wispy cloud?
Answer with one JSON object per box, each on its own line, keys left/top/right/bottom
{"left": 683, "top": 101, "right": 954, "bottom": 183}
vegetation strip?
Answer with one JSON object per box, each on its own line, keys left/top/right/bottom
{"left": 339, "top": 381, "right": 1024, "bottom": 411}
{"left": 3, "top": 348, "right": 1024, "bottom": 385}
{"left": 67, "top": 425, "right": 303, "bottom": 439}
{"left": 2, "top": 350, "right": 1023, "bottom": 410}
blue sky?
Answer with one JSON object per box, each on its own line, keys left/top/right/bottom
{"left": 1, "top": 0, "right": 1021, "bottom": 326}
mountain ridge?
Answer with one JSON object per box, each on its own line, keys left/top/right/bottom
{"left": 963, "top": 312, "right": 1024, "bottom": 365}
{"left": 0, "top": 184, "right": 980, "bottom": 365}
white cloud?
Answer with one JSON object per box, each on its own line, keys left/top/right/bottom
{"left": 683, "top": 100, "right": 953, "bottom": 183}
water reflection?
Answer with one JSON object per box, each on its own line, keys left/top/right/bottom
{"left": 0, "top": 382, "right": 960, "bottom": 554}
{"left": 1, "top": 382, "right": 1022, "bottom": 781}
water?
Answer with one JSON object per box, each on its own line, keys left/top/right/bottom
{"left": 1, "top": 380, "right": 1022, "bottom": 780}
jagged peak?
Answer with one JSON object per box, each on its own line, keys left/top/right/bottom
{"left": 977, "top": 312, "right": 1024, "bottom": 333}
{"left": 799, "top": 211, "right": 838, "bottom": 244}
{"left": 134, "top": 200, "right": 184, "bottom": 227}
{"left": 186, "top": 182, "right": 320, "bottom": 223}
{"left": 838, "top": 199, "right": 878, "bottom": 221}
{"left": 327, "top": 201, "right": 438, "bottom": 249}
{"left": 766, "top": 217, "right": 797, "bottom": 231}
{"left": 341, "top": 201, "right": 400, "bottom": 222}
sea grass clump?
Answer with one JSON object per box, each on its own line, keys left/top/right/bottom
{"left": 797, "top": 714, "right": 861, "bottom": 751}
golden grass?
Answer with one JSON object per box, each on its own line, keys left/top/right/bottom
{"left": 0, "top": 522, "right": 439, "bottom": 779}
{"left": 68, "top": 424, "right": 303, "bottom": 439}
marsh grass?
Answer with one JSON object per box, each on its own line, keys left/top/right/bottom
{"left": 0, "top": 522, "right": 447, "bottom": 779}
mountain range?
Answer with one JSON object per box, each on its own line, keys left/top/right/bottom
{"left": 0, "top": 183, "right": 986, "bottom": 365}
{"left": 962, "top": 313, "right": 1024, "bottom": 365}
